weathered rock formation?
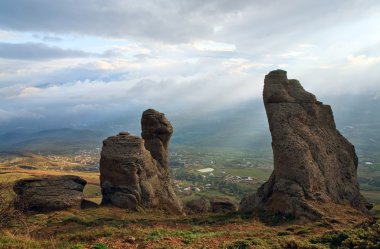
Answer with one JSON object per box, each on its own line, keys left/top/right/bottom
{"left": 13, "top": 175, "right": 86, "bottom": 212}
{"left": 185, "top": 197, "right": 211, "bottom": 214}
{"left": 100, "top": 109, "right": 183, "bottom": 213}
{"left": 185, "top": 197, "right": 237, "bottom": 214}
{"left": 239, "top": 70, "right": 371, "bottom": 220}
{"left": 210, "top": 198, "right": 237, "bottom": 213}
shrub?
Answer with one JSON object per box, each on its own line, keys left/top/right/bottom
{"left": 310, "top": 220, "right": 380, "bottom": 248}
{"left": 278, "top": 231, "right": 291, "bottom": 236}
{"left": 310, "top": 231, "right": 349, "bottom": 247}
{"left": 70, "top": 245, "right": 85, "bottom": 249}
{"left": 282, "top": 239, "right": 324, "bottom": 249}
{"left": 225, "top": 238, "right": 266, "bottom": 249}
{"left": 92, "top": 243, "right": 108, "bottom": 249}
{"left": 226, "top": 240, "right": 251, "bottom": 249}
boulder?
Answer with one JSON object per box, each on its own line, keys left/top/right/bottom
{"left": 185, "top": 197, "right": 211, "bottom": 214}
{"left": 239, "top": 70, "right": 371, "bottom": 220}
{"left": 100, "top": 110, "right": 183, "bottom": 213}
{"left": 185, "top": 197, "right": 237, "bottom": 214}
{"left": 210, "top": 198, "right": 237, "bottom": 213}
{"left": 13, "top": 175, "right": 86, "bottom": 212}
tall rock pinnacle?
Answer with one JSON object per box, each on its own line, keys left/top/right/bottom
{"left": 141, "top": 109, "right": 173, "bottom": 174}
{"left": 239, "top": 70, "right": 371, "bottom": 220}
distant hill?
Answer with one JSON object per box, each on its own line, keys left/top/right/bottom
{"left": 0, "top": 128, "right": 106, "bottom": 154}
{"left": 170, "top": 100, "right": 271, "bottom": 150}
{"left": 171, "top": 95, "right": 380, "bottom": 153}
{"left": 0, "top": 94, "right": 378, "bottom": 161}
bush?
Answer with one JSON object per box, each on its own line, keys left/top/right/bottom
{"left": 226, "top": 240, "right": 251, "bottom": 249}
{"left": 92, "top": 243, "right": 108, "bottom": 249}
{"left": 342, "top": 222, "right": 380, "bottom": 249}
{"left": 278, "top": 231, "right": 291, "bottom": 236}
{"left": 310, "top": 221, "right": 380, "bottom": 248}
{"left": 310, "top": 231, "right": 349, "bottom": 247}
{"left": 70, "top": 245, "right": 85, "bottom": 249}
{"left": 282, "top": 239, "right": 325, "bottom": 249}
{"left": 225, "top": 238, "right": 266, "bottom": 249}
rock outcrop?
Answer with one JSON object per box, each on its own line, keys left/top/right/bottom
{"left": 239, "top": 70, "right": 371, "bottom": 220}
{"left": 13, "top": 175, "right": 86, "bottom": 212}
{"left": 185, "top": 197, "right": 237, "bottom": 214}
{"left": 100, "top": 109, "right": 183, "bottom": 213}
{"left": 185, "top": 197, "right": 211, "bottom": 214}
{"left": 210, "top": 198, "right": 237, "bottom": 213}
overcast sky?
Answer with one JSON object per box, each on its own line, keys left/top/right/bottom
{"left": 0, "top": 0, "right": 379, "bottom": 128}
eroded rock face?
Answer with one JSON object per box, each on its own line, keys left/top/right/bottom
{"left": 239, "top": 70, "right": 371, "bottom": 220}
{"left": 13, "top": 175, "right": 86, "bottom": 212}
{"left": 100, "top": 110, "right": 183, "bottom": 213}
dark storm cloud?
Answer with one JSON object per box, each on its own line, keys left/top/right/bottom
{"left": 0, "top": 42, "right": 92, "bottom": 60}
{"left": 0, "top": 0, "right": 378, "bottom": 44}
{"left": 0, "top": 0, "right": 251, "bottom": 42}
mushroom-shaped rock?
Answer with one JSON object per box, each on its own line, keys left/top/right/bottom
{"left": 13, "top": 175, "right": 87, "bottom": 212}
{"left": 239, "top": 70, "right": 371, "bottom": 220}
{"left": 100, "top": 109, "right": 183, "bottom": 213}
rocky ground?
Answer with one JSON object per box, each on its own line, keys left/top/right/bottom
{"left": 0, "top": 205, "right": 378, "bottom": 249}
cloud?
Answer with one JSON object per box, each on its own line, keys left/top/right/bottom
{"left": 69, "top": 104, "right": 101, "bottom": 113}
{"left": 18, "top": 86, "right": 41, "bottom": 97}
{"left": 1, "top": 0, "right": 377, "bottom": 45}
{"left": 193, "top": 40, "right": 236, "bottom": 52}
{"left": 0, "top": 29, "right": 14, "bottom": 39}
{"left": 345, "top": 55, "right": 380, "bottom": 67}
{"left": 0, "top": 0, "right": 379, "bottom": 130}
{"left": 0, "top": 42, "right": 93, "bottom": 60}
{"left": 0, "top": 108, "right": 43, "bottom": 122}
{"left": 32, "top": 33, "right": 63, "bottom": 42}
{"left": 0, "top": 0, "right": 237, "bottom": 42}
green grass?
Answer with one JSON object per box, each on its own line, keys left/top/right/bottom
{"left": 83, "top": 184, "right": 101, "bottom": 199}
{"left": 309, "top": 220, "right": 380, "bottom": 248}
{"left": 180, "top": 190, "right": 239, "bottom": 202}
{"left": 0, "top": 173, "right": 33, "bottom": 183}
{"left": 361, "top": 191, "right": 380, "bottom": 204}
{"left": 0, "top": 206, "right": 377, "bottom": 249}
{"left": 171, "top": 144, "right": 273, "bottom": 169}
{"left": 371, "top": 204, "right": 380, "bottom": 216}
{"left": 144, "top": 227, "right": 223, "bottom": 244}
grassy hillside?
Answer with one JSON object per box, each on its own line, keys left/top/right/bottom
{"left": 0, "top": 157, "right": 379, "bottom": 248}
